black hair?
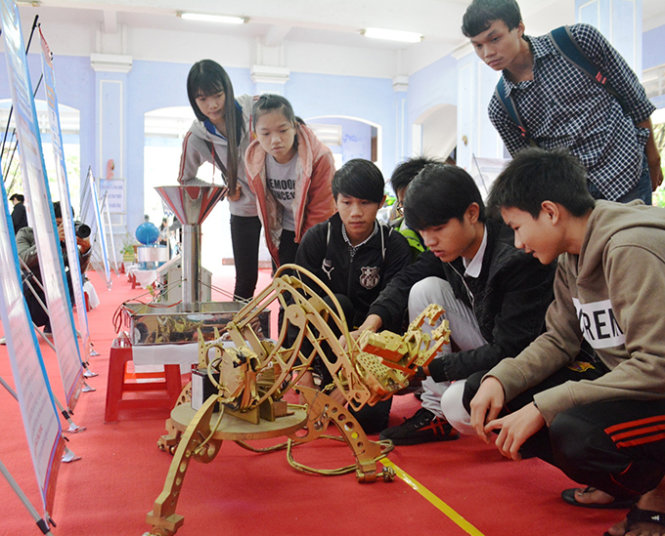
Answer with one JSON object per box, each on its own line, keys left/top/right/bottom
{"left": 9, "top": 193, "right": 24, "bottom": 203}
{"left": 186, "top": 59, "right": 243, "bottom": 194}
{"left": 252, "top": 94, "right": 296, "bottom": 128}
{"left": 52, "top": 201, "right": 77, "bottom": 220}
{"left": 462, "top": 0, "right": 522, "bottom": 37}
{"left": 390, "top": 157, "right": 441, "bottom": 196}
{"left": 332, "top": 159, "right": 385, "bottom": 203}
{"left": 252, "top": 93, "right": 303, "bottom": 151}
{"left": 487, "top": 147, "right": 595, "bottom": 218}
{"left": 404, "top": 164, "right": 485, "bottom": 230}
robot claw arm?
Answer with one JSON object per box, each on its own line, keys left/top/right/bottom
{"left": 198, "top": 264, "right": 450, "bottom": 414}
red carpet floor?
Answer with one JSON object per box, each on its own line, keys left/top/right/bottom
{"left": 0, "top": 268, "right": 625, "bottom": 535}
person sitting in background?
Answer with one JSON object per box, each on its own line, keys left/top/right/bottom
{"left": 16, "top": 201, "right": 92, "bottom": 333}
{"left": 389, "top": 157, "right": 432, "bottom": 261}
{"left": 387, "top": 157, "right": 444, "bottom": 398}
{"left": 159, "top": 217, "right": 168, "bottom": 246}
{"left": 346, "top": 162, "right": 555, "bottom": 445}
{"left": 293, "top": 158, "right": 412, "bottom": 433}
{"left": 389, "top": 156, "right": 457, "bottom": 260}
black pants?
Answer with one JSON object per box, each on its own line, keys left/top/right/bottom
{"left": 230, "top": 215, "right": 262, "bottom": 301}
{"left": 275, "top": 229, "right": 299, "bottom": 270}
{"left": 23, "top": 278, "right": 49, "bottom": 328}
{"left": 22, "top": 267, "right": 76, "bottom": 329}
{"left": 291, "top": 293, "right": 392, "bottom": 435}
{"left": 274, "top": 229, "right": 300, "bottom": 329}
{"left": 463, "top": 361, "right": 665, "bottom": 499}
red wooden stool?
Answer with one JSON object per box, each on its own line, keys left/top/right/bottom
{"left": 104, "top": 335, "right": 183, "bottom": 422}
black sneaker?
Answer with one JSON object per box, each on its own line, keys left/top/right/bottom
{"left": 379, "top": 408, "right": 459, "bottom": 445}
{"left": 43, "top": 324, "right": 53, "bottom": 338}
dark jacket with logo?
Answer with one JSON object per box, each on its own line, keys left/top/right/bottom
{"left": 295, "top": 212, "right": 412, "bottom": 329}
{"left": 367, "top": 218, "right": 556, "bottom": 382}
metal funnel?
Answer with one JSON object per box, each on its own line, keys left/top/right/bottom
{"left": 155, "top": 184, "right": 227, "bottom": 310}
{"left": 155, "top": 184, "right": 226, "bottom": 225}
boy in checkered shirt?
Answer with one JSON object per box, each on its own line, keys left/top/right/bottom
{"left": 462, "top": 0, "right": 662, "bottom": 203}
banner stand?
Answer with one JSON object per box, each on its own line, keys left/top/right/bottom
{"left": 38, "top": 25, "right": 93, "bottom": 369}
{"left": 0, "top": 352, "right": 75, "bottom": 458}
{"left": 0, "top": 459, "right": 54, "bottom": 536}
{"left": 80, "top": 168, "right": 112, "bottom": 290}
{"left": 101, "top": 193, "right": 120, "bottom": 275}
{"left": 0, "top": 367, "right": 84, "bottom": 448}
{"left": 2, "top": 9, "right": 85, "bottom": 414}
{"left": 19, "top": 257, "right": 98, "bottom": 379}
{"left": 22, "top": 288, "right": 97, "bottom": 376}
{"left": 1, "top": 9, "right": 89, "bottom": 524}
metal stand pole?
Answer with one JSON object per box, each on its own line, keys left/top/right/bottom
{"left": 0, "top": 458, "right": 55, "bottom": 535}
{"left": 181, "top": 223, "right": 201, "bottom": 312}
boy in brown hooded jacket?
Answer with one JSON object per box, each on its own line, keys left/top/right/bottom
{"left": 467, "top": 147, "right": 665, "bottom": 536}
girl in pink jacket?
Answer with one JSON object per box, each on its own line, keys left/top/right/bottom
{"left": 245, "top": 94, "right": 336, "bottom": 268}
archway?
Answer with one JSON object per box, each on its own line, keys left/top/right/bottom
{"left": 306, "top": 115, "right": 381, "bottom": 170}
{"left": 414, "top": 104, "right": 457, "bottom": 161}
{"left": 0, "top": 99, "right": 81, "bottom": 205}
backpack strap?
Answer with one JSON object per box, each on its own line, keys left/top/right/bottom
{"left": 494, "top": 78, "right": 534, "bottom": 144}
{"left": 549, "top": 25, "right": 628, "bottom": 112}
{"left": 379, "top": 223, "right": 388, "bottom": 262}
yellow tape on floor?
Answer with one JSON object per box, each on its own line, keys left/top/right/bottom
{"left": 381, "top": 459, "right": 485, "bottom": 536}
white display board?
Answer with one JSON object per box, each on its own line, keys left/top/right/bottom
{"left": 0, "top": 4, "right": 63, "bottom": 522}
{"left": 80, "top": 167, "right": 112, "bottom": 288}
{"left": 39, "top": 26, "right": 90, "bottom": 363}
{"left": 0, "top": 0, "right": 84, "bottom": 410}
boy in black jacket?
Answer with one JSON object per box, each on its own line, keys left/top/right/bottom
{"left": 294, "top": 158, "right": 412, "bottom": 432}
{"left": 349, "top": 163, "right": 556, "bottom": 444}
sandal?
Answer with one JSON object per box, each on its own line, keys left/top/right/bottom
{"left": 562, "top": 487, "right": 637, "bottom": 510}
{"left": 603, "top": 505, "right": 665, "bottom": 536}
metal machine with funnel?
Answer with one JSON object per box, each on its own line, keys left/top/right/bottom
{"left": 122, "top": 184, "right": 269, "bottom": 346}
{"left": 156, "top": 184, "right": 224, "bottom": 311}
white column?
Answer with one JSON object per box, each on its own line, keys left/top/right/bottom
{"left": 453, "top": 44, "right": 503, "bottom": 172}
{"left": 90, "top": 53, "right": 132, "bottom": 242}
{"left": 393, "top": 75, "right": 409, "bottom": 163}
{"left": 576, "top": 0, "right": 643, "bottom": 73}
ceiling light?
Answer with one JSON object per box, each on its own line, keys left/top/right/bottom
{"left": 177, "top": 11, "right": 248, "bottom": 25}
{"left": 361, "top": 28, "right": 423, "bottom": 43}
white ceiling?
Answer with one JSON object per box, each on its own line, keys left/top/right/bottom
{"left": 11, "top": 0, "right": 665, "bottom": 76}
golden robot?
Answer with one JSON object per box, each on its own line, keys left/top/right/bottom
{"left": 145, "top": 264, "right": 450, "bottom": 536}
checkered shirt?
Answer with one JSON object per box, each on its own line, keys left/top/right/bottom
{"left": 489, "top": 23, "right": 655, "bottom": 201}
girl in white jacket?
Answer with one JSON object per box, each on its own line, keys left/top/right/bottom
{"left": 177, "top": 59, "right": 261, "bottom": 301}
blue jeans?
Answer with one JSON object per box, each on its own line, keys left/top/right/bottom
{"left": 588, "top": 153, "right": 652, "bottom": 204}
{"left": 617, "top": 153, "right": 652, "bottom": 205}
